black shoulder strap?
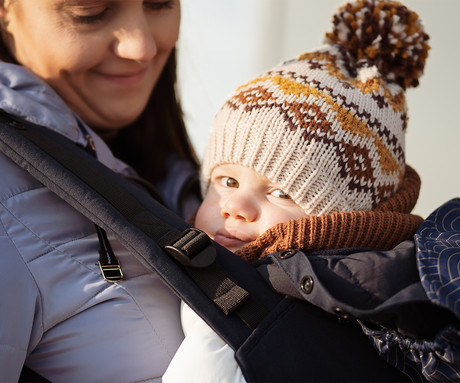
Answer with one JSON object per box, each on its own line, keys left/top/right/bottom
{"left": 1, "top": 110, "right": 411, "bottom": 383}
{"left": 0, "top": 110, "right": 277, "bottom": 347}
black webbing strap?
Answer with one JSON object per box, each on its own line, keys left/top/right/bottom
{"left": 79, "top": 122, "right": 124, "bottom": 282}
{"left": 0, "top": 110, "right": 268, "bottom": 330}
{"left": 158, "top": 227, "right": 268, "bottom": 329}
{"left": 95, "top": 224, "right": 124, "bottom": 282}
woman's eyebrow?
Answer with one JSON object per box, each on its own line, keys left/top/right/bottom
{"left": 57, "top": 0, "right": 111, "bottom": 10}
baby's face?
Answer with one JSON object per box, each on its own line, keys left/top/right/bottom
{"left": 195, "top": 164, "right": 307, "bottom": 253}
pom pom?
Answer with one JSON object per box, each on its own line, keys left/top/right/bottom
{"left": 325, "top": 0, "right": 430, "bottom": 89}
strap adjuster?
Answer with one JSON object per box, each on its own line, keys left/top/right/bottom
{"left": 98, "top": 261, "right": 124, "bottom": 282}
{"left": 165, "top": 228, "right": 216, "bottom": 268}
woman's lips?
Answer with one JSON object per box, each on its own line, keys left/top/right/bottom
{"left": 97, "top": 67, "right": 149, "bottom": 86}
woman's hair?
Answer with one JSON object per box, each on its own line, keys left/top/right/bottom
{"left": 0, "top": 27, "right": 199, "bottom": 186}
{"left": 0, "top": 24, "right": 16, "bottom": 63}
{"left": 110, "top": 49, "right": 200, "bottom": 185}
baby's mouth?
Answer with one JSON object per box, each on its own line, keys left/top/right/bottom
{"left": 213, "top": 228, "right": 255, "bottom": 251}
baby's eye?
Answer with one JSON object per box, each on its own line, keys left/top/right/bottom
{"left": 220, "top": 176, "right": 239, "bottom": 188}
{"left": 271, "top": 189, "right": 291, "bottom": 199}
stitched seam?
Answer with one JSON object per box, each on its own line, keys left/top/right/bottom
{"left": 0, "top": 343, "right": 27, "bottom": 353}
{"left": 132, "top": 376, "right": 162, "bottom": 382}
{"left": 0, "top": 207, "right": 45, "bottom": 335}
{"left": 1, "top": 198, "right": 93, "bottom": 262}
{"left": 0, "top": 183, "right": 44, "bottom": 205}
{"left": 333, "top": 258, "right": 381, "bottom": 305}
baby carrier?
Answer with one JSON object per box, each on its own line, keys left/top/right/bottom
{"left": 1, "top": 109, "right": 458, "bottom": 382}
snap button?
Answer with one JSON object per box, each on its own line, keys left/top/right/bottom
{"left": 278, "top": 249, "right": 296, "bottom": 259}
{"left": 300, "top": 275, "right": 314, "bottom": 294}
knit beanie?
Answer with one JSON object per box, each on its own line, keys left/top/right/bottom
{"left": 201, "top": 0, "right": 429, "bottom": 216}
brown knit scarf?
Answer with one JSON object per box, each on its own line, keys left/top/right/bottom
{"left": 236, "top": 166, "right": 424, "bottom": 262}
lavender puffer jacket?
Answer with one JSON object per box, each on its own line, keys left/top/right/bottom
{"left": 0, "top": 62, "right": 198, "bottom": 382}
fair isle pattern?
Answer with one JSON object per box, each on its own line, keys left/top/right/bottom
{"left": 202, "top": 0, "right": 429, "bottom": 216}
{"left": 203, "top": 44, "right": 408, "bottom": 215}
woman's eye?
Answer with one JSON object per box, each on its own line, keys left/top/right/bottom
{"left": 220, "top": 176, "right": 239, "bottom": 188}
{"left": 144, "top": 0, "right": 174, "bottom": 10}
{"left": 69, "top": 8, "right": 108, "bottom": 25}
{"left": 73, "top": 14, "right": 105, "bottom": 25}
{"left": 271, "top": 189, "right": 291, "bottom": 199}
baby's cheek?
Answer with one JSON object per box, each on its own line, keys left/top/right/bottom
{"left": 194, "top": 199, "right": 217, "bottom": 236}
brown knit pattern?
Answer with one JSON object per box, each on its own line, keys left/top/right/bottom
{"left": 236, "top": 165, "right": 423, "bottom": 262}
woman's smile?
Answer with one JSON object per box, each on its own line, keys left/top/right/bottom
{"left": 95, "top": 66, "right": 149, "bottom": 87}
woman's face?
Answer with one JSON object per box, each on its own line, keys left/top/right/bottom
{"left": 0, "top": 0, "right": 180, "bottom": 133}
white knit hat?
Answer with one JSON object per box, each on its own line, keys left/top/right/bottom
{"left": 202, "top": 0, "right": 429, "bottom": 216}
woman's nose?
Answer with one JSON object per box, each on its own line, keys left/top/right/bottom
{"left": 221, "top": 193, "right": 258, "bottom": 222}
{"left": 113, "top": 20, "right": 157, "bottom": 62}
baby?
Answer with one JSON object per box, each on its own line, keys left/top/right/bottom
{"left": 164, "top": 0, "right": 429, "bottom": 381}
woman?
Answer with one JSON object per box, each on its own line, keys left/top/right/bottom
{"left": 0, "top": 1, "right": 200, "bottom": 381}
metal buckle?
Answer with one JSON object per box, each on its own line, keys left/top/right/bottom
{"left": 165, "top": 228, "right": 216, "bottom": 268}
{"left": 98, "top": 261, "right": 124, "bottom": 283}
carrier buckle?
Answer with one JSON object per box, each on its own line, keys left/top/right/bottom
{"left": 165, "top": 228, "right": 216, "bottom": 268}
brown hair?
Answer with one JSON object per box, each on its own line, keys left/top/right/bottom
{"left": 110, "top": 49, "right": 200, "bottom": 185}
{"left": 0, "top": 23, "right": 16, "bottom": 63}
{"left": 0, "top": 25, "right": 199, "bottom": 186}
